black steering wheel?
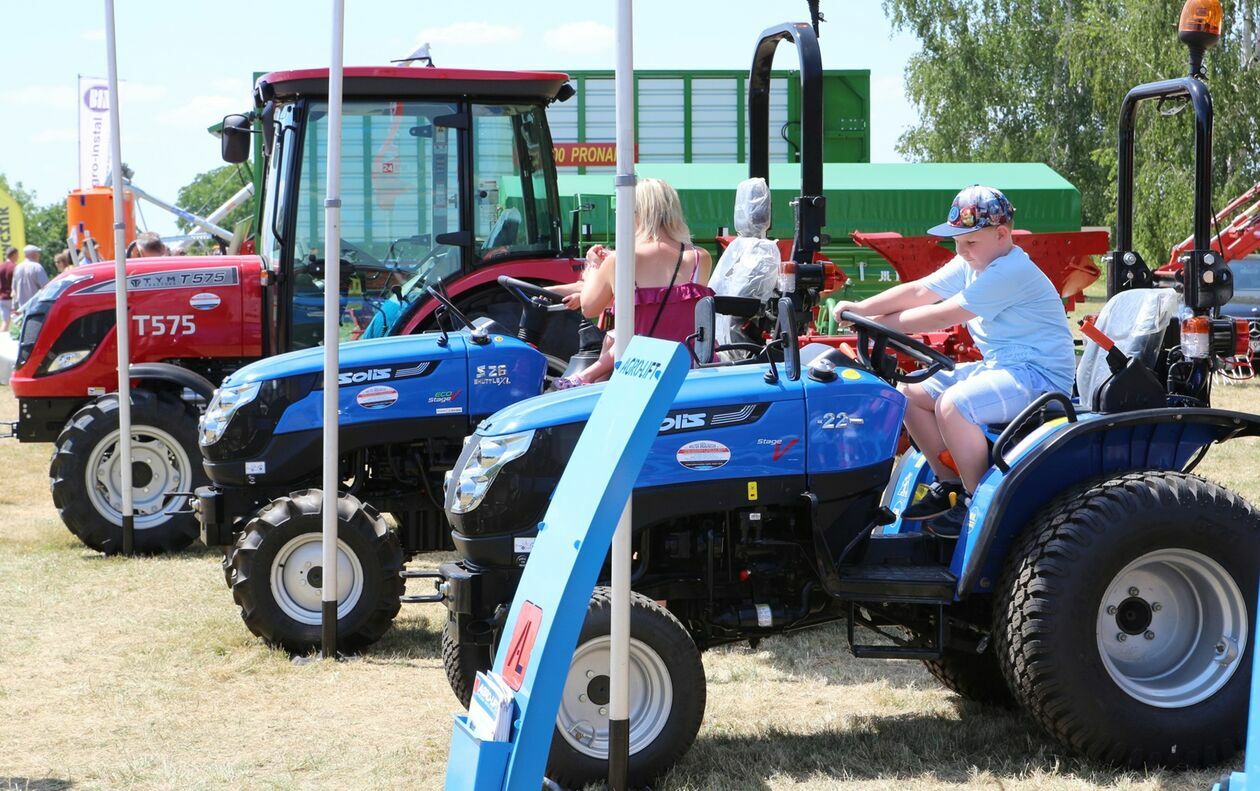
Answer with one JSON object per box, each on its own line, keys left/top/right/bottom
{"left": 496, "top": 276, "right": 569, "bottom": 313}
{"left": 838, "top": 310, "right": 956, "bottom": 385}
{"left": 426, "top": 285, "right": 474, "bottom": 331}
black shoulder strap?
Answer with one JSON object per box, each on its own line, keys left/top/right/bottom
{"left": 646, "top": 243, "right": 685, "bottom": 338}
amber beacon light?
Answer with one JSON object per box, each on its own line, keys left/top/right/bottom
{"left": 1179, "top": 0, "right": 1224, "bottom": 77}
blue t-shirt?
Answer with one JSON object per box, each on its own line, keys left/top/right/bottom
{"left": 920, "top": 245, "right": 1076, "bottom": 392}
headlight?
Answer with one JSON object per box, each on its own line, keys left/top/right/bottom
{"left": 46, "top": 349, "right": 91, "bottom": 373}
{"left": 448, "top": 430, "right": 535, "bottom": 514}
{"left": 199, "top": 381, "right": 262, "bottom": 446}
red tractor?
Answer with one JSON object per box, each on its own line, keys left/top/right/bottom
{"left": 6, "top": 66, "right": 587, "bottom": 554}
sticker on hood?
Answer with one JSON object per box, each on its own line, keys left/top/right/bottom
{"left": 355, "top": 385, "right": 398, "bottom": 410}
{"left": 189, "top": 292, "right": 221, "bottom": 311}
{"left": 676, "top": 440, "right": 731, "bottom": 471}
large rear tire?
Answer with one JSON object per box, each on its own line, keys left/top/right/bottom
{"left": 50, "top": 390, "right": 205, "bottom": 555}
{"left": 995, "top": 471, "right": 1258, "bottom": 767}
{"left": 230, "top": 490, "right": 404, "bottom": 653}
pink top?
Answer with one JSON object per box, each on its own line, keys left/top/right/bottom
{"left": 618, "top": 244, "right": 714, "bottom": 344}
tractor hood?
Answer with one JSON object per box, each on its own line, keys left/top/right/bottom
{"left": 477, "top": 363, "right": 805, "bottom": 437}
{"left": 220, "top": 332, "right": 468, "bottom": 389}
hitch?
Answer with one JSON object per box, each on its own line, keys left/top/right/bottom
{"left": 163, "top": 491, "right": 198, "bottom": 515}
{"left": 400, "top": 568, "right": 445, "bottom": 604}
{"left": 0, "top": 421, "right": 16, "bottom": 439}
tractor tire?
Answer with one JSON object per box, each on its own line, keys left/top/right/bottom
{"left": 230, "top": 489, "right": 404, "bottom": 654}
{"left": 547, "top": 587, "right": 706, "bottom": 789}
{"left": 995, "top": 471, "right": 1259, "bottom": 767}
{"left": 50, "top": 390, "right": 205, "bottom": 555}
{"left": 441, "top": 619, "right": 492, "bottom": 708}
{"left": 221, "top": 547, "right": 235, "bottom": 589}
{"left": 922, "top": 645, "right": 1014, "bottom": 706}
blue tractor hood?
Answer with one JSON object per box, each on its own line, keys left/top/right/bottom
{"left": 220, "top": 332, "right": 466, "bottom": 389}
{"left": 477, "top": 363, "right": 805, "bottom": 436}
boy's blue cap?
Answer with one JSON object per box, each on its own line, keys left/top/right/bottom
{"left": 928, "top": 185, "right": 1016, "bottom": 238}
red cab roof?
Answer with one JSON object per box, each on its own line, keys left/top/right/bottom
{"left": 257, "top": 66, "right": 570, "bottom": 103}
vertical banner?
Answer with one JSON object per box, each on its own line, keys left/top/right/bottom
{"left": 0, "top": 189, "right": 25, "bottom": 255}
{"left": 78, "top": 76, "right": 112, "bottom": 189}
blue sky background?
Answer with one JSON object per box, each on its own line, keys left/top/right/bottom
{"left": 0, "top": 1, "right": 918, "bottom": 235}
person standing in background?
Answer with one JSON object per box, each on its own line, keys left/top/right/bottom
{"left": 12, "top": 244, "right": 49, "bottom": 316}
{"left": 0, "top": 246, "right": 17, "bottom": 332}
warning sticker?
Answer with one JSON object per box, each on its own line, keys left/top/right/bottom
{"left": 189, "top": 292, "right": 221, "bottom": 311}
{"left": 502, "top": 600, "right": 543, "bottom": 690}
{"left": 676, "top": 440, "right": 731, "bottom": 471}
{"left": 355, "top": 385, "right": 398, "bottom": 410}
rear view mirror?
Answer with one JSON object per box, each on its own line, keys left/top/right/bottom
{"left": 221, "top": 113, "right": 252, "bottom": 164}
{"left": 693, "top": 296, "right": 717, "bottom": 365}
{"left": 777, "top": 298, "right": 800, "bottom": 381}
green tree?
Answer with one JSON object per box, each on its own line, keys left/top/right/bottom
{"left": 884, "top": 0, "right": 1260, "bottom": 264}
{"left": 174, "top": 165, "right": 253, "bottom": 251}
{"left": 0, "top": 173, "right": 70, "bottom": 272}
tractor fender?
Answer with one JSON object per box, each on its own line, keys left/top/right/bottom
{"left": 128, "top": 362, "right": 218, "bottom": 402}
{"left": 955, "top": 407, "right": 1260, "bottom": 597}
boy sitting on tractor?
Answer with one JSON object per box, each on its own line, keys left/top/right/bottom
{"left": 831, "top": 185, "right": 1076, "bottom": 536}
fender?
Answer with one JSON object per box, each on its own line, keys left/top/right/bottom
{"left": 955, "top": 408, "right": 1260, "bottom": 597}
{"left": 128, "top": 362, "right": 217, "bottom": 401}
{"left": 393, "top": 257, "right": 581, "bottom": 336}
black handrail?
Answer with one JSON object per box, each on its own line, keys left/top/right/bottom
{"left": 992, "top": 392, "right": 1079, "bottom": 473}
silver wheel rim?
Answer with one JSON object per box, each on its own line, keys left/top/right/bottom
{"left": 269, "top": 533, "right": 364, "bottom": 625}
{"left": 84, "top": 426, "right": 191, "bottom": 529}
{"left": 556, "top": 635, "right": 673, "bottom": 759}
{"left": 1095, "top": 548, "right": 1247, "bottom": 708}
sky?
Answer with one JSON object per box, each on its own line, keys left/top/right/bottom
{"left": 0, "top": 1, "right": 919, "bottom": 236}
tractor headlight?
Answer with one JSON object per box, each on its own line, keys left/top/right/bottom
{"left": 448, "top": 430, "right": 535, "bottom": 514}
{"left": 199, "top": 381, "right": 262, "bottom": 447}
{"left": 46, "top": 349, "right": 92, "bottom": 373}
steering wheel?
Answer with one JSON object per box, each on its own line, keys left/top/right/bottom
{"left": 497, "top": 276, "right": 569, "bottom": 313}
{"left": 426, "top": 285, "right": 474, "bottom": 331}
{"left": 838, "top": 310, "right": 956, "bottom": 384}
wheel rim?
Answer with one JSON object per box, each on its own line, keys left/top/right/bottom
{"left": 1095, "top": 548, "right": 1247, "bottom": 708}
{"left": 269, "top": 533, "right": 365, "bottom": 625}
{"left": 556, "top": 635, "right": 673, "bottom": 759}
{"left": 84, "top": 426, "right": 192, "bottom": 529}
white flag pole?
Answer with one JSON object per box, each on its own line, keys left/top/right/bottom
{"left": 104, "top": 0, "right": 134, "bottom": 555}
{"left": 609, "top": 0, "right": 635, "bottom": 786}
{"left": 321, "top": 0, "right": 346, "bottom": 659}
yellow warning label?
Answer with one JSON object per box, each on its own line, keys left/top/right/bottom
{"left": 747, "top": 481, "right": 759, "bottom": 501}
{"left": 841, "top": 369, "right": 862, "bottom": 381}
{"left": 913, "top": 483, "right": 930, "bottom": 503}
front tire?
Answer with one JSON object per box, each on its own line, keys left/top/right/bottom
{"left": 50, "top": 390, "right": 205, "bottom": 555}
{"left": 230, "top": 490, "right": 404, "bottom": 653}
{"left": 995, "top": 471, "right": 1258, "bottom": 767}
{"left": 547, "top": 588, "right": 706, "bottom": 789}
{"left": 442, "top": 620, "right": 492, "bottom": 708}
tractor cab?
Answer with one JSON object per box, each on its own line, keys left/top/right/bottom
{"left": 226, "top": 66, "right": 582, "bottom": 359}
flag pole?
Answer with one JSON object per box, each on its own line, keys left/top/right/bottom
{"left": 104, "top": 0, "right": 134, "bottom": 555}
{"left": 320, "top": 0, "right": 346, "bottom": 659}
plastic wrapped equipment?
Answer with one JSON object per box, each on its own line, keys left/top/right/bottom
{"left": 709, "top": 178, "right": 780, "bottom": 354}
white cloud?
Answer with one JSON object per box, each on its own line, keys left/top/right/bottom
{"left": 415, "top": 22, "right": 522, "bottom": 49}
{"left": 81, "top": 29, "right": 105, "bottom": 42}
{"left": 30, "top": 128, "right": 78, "bottom": 144}
{"left": 156, "top": 95, "right": 244, "bottom": 127}
{"left": 0, "top": 84, "right": 76, "bottom": 109}
{"left": 543, "top": 21, "right": 614, "bottom": 55}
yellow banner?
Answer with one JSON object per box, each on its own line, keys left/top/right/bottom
{"left": 0, "top": 189, "right": 25, "bottom": 256}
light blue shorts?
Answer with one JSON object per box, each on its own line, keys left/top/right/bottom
{"left": 921, "top": 361, "right": 1064, "bottom": 426}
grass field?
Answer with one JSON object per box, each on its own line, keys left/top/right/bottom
{"left": 2, "top": 305, "right": 1258, "bottom": 789}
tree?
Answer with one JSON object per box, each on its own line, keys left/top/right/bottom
{"left": 884, "top": 0, "right": 1260, "bottom": 263}
{"left": 174, "top": 165, "right": 253, "bottom": 251}
{"left": 0, "top": 173, "right": 70, "bottom": 272}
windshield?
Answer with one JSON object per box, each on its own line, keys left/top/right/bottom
{"left": 473, "top": 102, "right": 560, "bottom": 263}
{"left": 290, "top": 99, "right": 463, "bottom": 349}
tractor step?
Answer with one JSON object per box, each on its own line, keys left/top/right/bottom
{"left": 847, "top": 600, "right": 947, "bottom": 660}
{"left": 400, "top": 568, "right": 444, "bottom": 604}
{"left": 833, "top": 563, "right": 956, "bottom": 604}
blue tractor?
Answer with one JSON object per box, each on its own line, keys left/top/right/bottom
{"left": 196, "top": 280, "right": 596, "bottom": 652}
{"left": 435, "top": 10, "right": 1260, "bottom": 788}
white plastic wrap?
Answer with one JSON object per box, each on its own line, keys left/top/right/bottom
{"left": 1077, "top": 288, "right": 1181, "bottom": 408}
{"left": 709, "top": 178, "right": 780, "bottom": 353}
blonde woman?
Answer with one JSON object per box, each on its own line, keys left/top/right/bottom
{"left": 556, "top": 178, "right": 713, "bottom": 387}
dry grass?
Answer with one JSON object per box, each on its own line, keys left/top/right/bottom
{"left": 0, "top": 368, "right": 1257, "bottom": 790}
